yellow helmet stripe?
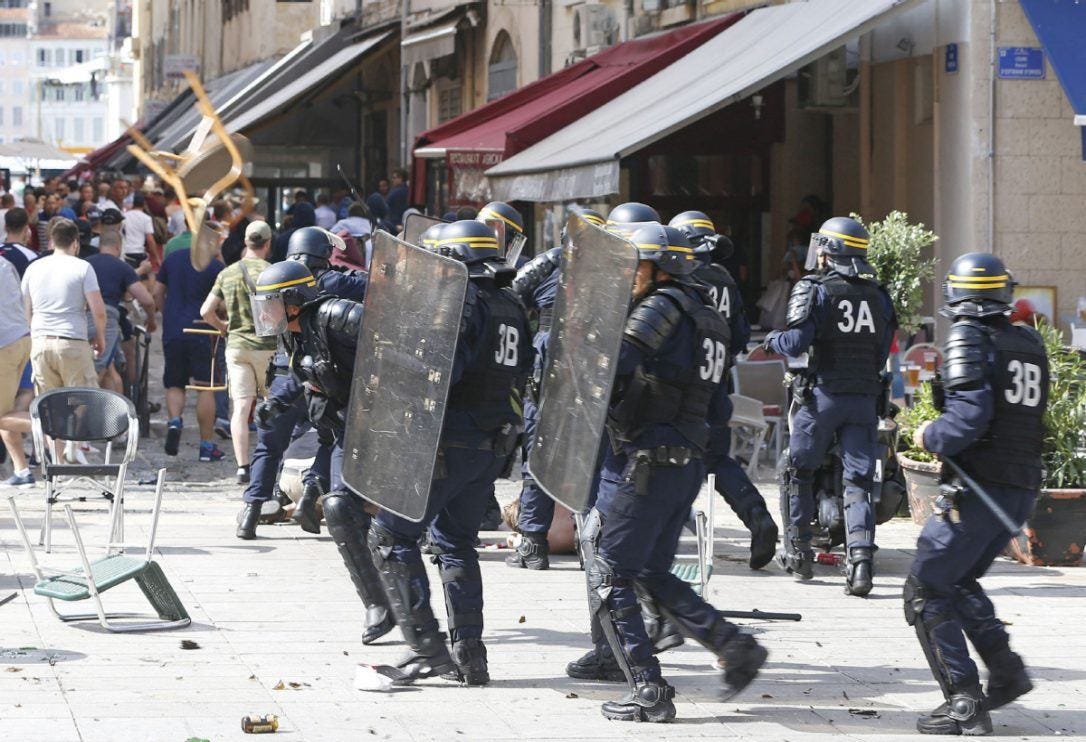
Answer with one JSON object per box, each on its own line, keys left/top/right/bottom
{"left": 581, "top": 214, "right": 605, "bottom": 226}
{"left": 674, "top": 218, "right": 716, "bottom": 230}
{"left": 948, "top": 274, "right": 1009, "bottom": 288}
{"left": 256, "top": 275, "right": 317, "bottom": 291}
{"left": 635, "top": 243, "right": 695, "bottom": 254}
{"left": 820, "top": 229, "right": 869, "bottom": 248}
{"left": 437, "top": 237, "right": 500, "bottom": 249}
{"left": 480, "top": 209, "right": 524, "bottom": 233}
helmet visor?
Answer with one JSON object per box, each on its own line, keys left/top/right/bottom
{"left": 806, "top": 233, "right": 837, "bottom": 271}
{"left": 251, "top": 293, "right": 288, "bottom": 337}
{"left": 481, "top": 218, "right": 507, "bottom": 255}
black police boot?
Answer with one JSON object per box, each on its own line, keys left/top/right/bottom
{"left": 504, "top": 533, "right": 549, "bottom": 570}
{"left": 916, "top": 685, "right": 992, "bottom": 735}
{"left": 566, "top": 645, "right": 626, "bottom": 682}
{"left": 442, "top": 637, "right": 490, "bottom": 686}
{"left": 601, "top": 678, "right": 676, "bottom": 722}
{"left": 292, "top": 483, "right": 322, "bottom": 534}
{"left": 235, "top": 503, "right": 260, "bottom": 540}
{"left": 719, "top": 633, "right": 769, "bottom": 701}
{"left": 983, "top": 647, "right": 1032, "bottom": 709}
{"left": 845, "top": 547, "right": 874, "bottom": 597}
{"left": 744, "top": 504, "right": 779, "bottom": 570}
{"left": 779, "top": 539, "right": 813, "bottom": 581}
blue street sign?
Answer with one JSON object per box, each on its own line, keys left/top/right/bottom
{"left": 997, "top": 47, "right": 1045, "bottom": 79}
{"left": 945, "top": 43, "right": 959, "bottom": 74}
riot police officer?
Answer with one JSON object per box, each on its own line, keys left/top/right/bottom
{"left": 604, "top": 201, "right": 660, "bottom": 237}
{"left": 506, "top": 206, "right": 606, "bottom": 571}
{"left": 905, "top": 253, "right": 1046, "bottom": 735}
{"left": 367, "top": 220, "right": 532, "bottom": 686}
{"left": 235, "top": 227, "right": 370, "bottom": 539}
{"left": 250, "top": 260, "right": 394, "bottom": 645}
{"left": 570, "top": 224, "right": 767, "bottom": 722}
{"left": 477, "top": 200, "right": 525, "bottom": 253}
{"left": 670, "top": 210, "right": 778, "bottom": 569}
{"left": 764, "top": 217, "right": 896, "bottom": 596}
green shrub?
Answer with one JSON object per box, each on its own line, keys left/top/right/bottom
{"left": 855, "top": 211, "right": 938, "bottom": 334}
{"left": 1036, "top": 319, "right": 1086, "bottom": 489}
{"left": 897, "top": 381, "right": 940, "bottom": 464}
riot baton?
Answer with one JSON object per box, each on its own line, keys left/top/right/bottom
{"left": 940, "top": 456, "right": 1024, "bottom": 536}
{"left": 337, "top": 163, "right": 362, "bottom": 202}
{"left": 719, "top": 609, "right": 802, "bottom": 622}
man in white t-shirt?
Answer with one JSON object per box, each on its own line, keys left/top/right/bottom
{"left": 122, "top": 192, "right": 156, "bottom": 266}
{"left": 21, "top": 218, "right": 105, "bottom": 392}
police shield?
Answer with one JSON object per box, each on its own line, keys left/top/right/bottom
{"left": 527, "top": 215, "right": 638, "bottom": 512}
{"left": 341, "top": 231, "right": 469, "bottom": 522}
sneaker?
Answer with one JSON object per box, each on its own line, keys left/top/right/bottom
{"left": 236, "top": 465, "right": 251, "bottom": 484}
{"left": 214, "top": 418, "right": 231, "bottom": 440}
{"left": 3, "top": 472, "right": 34, "bottom": 487}
{"left": 199, "top": 442, "right": 225, "bottom": 462}
{"left": 165, "top": 419, "right": 182, "bottom": 456}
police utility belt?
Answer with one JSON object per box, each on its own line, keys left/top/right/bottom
{"left": 627, "top": 445, "right": 700, "bottom": 496}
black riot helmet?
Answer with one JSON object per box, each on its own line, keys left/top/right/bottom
{"left": 286, "top": 226, "right": 345, "bottom": 273}
{"left": 629, "top": 224, "right": 697, "bottom": 278}
{"left": 941, "top": 252, "right": 1015, "bottom": 318}
{"left": 561, "top": 205, "right": 606, "bottom": 243}
{"left": 668, "top": 210, "right": 734, "bottom": 261}
{"left": 477, "top": 201, "right": 524, "bottom": 246}
{"left": 432, "top": 219, "right": 502, "bottom": 265}
{"left": 808, "top": 216, "right": 876, "bottom": 278}
{"left": 251, "top": 261, "right": 320, "bottom": 337}
{"left": 605, "top": 202, "right": 660, "bottom": 237}
{"left": 418, "top": 222, "right": 448, "bottom": 251}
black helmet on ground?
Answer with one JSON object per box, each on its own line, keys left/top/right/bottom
{"left": 629, "top": 224, "right": 697, "bottom": 278}
{"left": 941, "top": 252, "right": 1015, "bottom": 318}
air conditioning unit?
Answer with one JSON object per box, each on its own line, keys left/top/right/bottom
{"left": 798, "top": 46, "right": 850, "bottom": 109}
{"left": 575, "top": 4, "right": 613, "bottom": 53}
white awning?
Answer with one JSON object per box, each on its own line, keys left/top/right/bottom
{"left": 37, "top": 56, "right": 109, "bottom": 85}
{"left": 227, "top": 31, "right": 392, "bottom": 134}
{"left": 487, "top": 0, "right": 917, "bottom": 202}
{"left": 401, "top": 19, "right": 459, "bottom": 67}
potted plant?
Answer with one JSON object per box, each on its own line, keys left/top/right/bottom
{"left": 896, "top": 382, "right": 943, "bottom": 525}
{"left": 857, "top": 210, "right": 938, "bottom": 335}
{"left": 1006, "top": 320, "right": 1086, "bottom": 567}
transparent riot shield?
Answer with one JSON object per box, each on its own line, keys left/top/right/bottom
{"left": 402, "top": 213, "right": 446, "bottom": 247}
{"left": 341, "top": 232, "right": 469, "bottom": 522}
{"left": 527, "top": 215, "right": 638, "bottom": 512}
{"left": 505, "top": 232, "right": 527, "bottom": 268}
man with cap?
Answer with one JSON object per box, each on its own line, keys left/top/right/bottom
{"left": 200, "top": 221, "right": 277, "bottom": 484}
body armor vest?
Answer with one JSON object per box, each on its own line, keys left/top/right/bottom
{"left": 959, "top": 322, "right": 1048, "bottom": 490}
{"left": 446, "top": 284, "right": 529, "bottom": 432}
{"left": 811, "top": 274, "right": 888, "bottom": 396}
{"left": 608, "top": 284, "right": 731, "bottom": 451}
{"left": 693, "top": 263, "right": 739, "bottom": 321}
{"left": 293, "top": 297, "right": 354, "bottom": 408}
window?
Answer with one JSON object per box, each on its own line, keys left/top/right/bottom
{"left": 74, "top": 49, "right": 83, "bottom": 63}
{"left": 0, "top": 51, "right": 5, "bottom": 65}
{"left": 437, "top": 83, "right": 461, "bottom": 124}
{"left": 53, "top": 117, "right": 64, "bottom": 142}
{"left": 0, "top": 81, "right": 5, "bottom": 95}
{"left": 12, "top": 80, "right": 23, "bottom": 95}
{"left": 0, "top": 22, "right": 26, "bottom": 37}
{"left": 73, "top": 84, "right": 83, "bottom": 101}
{"left": 54, "top": 86, "right": 65, "bottom": 102}
{"left": 73, "top": 117, "right": 83, "bottom": 142}
{"left": 487, "top": 32, "right": 518, "bottom": 102}
{"left": 36, "top": 48, "right": 46, "bottom": 67}
{"left": 92, "top": 116, "right": 102, "bottom": 141}
{"left": 12, "top": 106, "right": 21, "bottom": 127}
{"left": 43, "top": 1, "right": 51, "bottom": 16}
{"left": 54, "top": 49, "right": 64, "bottom": 67}
{"left": 0, "top": 108, "right": 5, "bottom": 126}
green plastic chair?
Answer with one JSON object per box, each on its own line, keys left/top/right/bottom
{"left": 8, "top": 468, "right": 190, "bottom": 632}
{"left": 669, "top": 473, "right": 717, "bottom": 595}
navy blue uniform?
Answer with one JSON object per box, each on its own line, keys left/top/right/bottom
{"left": 907, "top": 315, "right": 1047, "bottom": 697}
{"left": 372, "top": 280, "right": 532, "bottom": 644}
{"left": 767, "top": 271, "right": 896, "bottom": 554}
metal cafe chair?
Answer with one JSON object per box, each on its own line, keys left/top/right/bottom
{"left": 29, "top": 388, "right": 139, "bottom": 553}
{"left": 7, "top": 468, "right": 190, "bottom": 632}
{"left": 669, "top": 474, "right": 718, "bottom": 596}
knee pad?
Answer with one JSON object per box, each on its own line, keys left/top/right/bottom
{"left": 367, "top": 521, "right": 396, "bottom": 568}
{"left": 321, "top": 490, "right": 367, "bottom": 532}
{"left": 903, "top": 574, "right": 925, "bottom": 626}
{"left": 843, "top": 483, "right": 871, "bottom": 507}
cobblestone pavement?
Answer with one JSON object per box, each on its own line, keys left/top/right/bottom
{"left": 0, "top": 361, "right": 1083, "bottom": 740}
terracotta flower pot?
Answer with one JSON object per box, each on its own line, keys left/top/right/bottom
{"left": 899, "top": 453, "right": 942, "bottom": 526}
{"left": 1006, "top": 489, "right": 1086, "bottom": 567}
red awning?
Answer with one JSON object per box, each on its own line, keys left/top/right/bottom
{"left": 61, "top": 133, "right": 132, "bottom": 180}
{"left": 410, "top": 14, "right": 740, "bottom": 204}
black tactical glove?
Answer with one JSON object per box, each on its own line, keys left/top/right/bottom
{"left": 254, "top": 398, "right": 287, "bottom": 429}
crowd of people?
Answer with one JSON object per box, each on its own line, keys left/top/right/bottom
{"left": 0, "top": 167, "right": 1047, "bottom": 736}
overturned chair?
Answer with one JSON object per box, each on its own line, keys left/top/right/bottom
{"left": 8, "top": 467, "right": 190, "bottom": 632}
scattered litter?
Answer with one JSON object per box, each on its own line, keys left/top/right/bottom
{"left": 343, "top": 651, "right": 350, "bottom": 656}
{"left": 815, "top": 641, "right": 822, "bottom": 648}
{"left": 848, "top": 708, "right": 880, "bottom": 718}
{"left": 5, "top": 667, "right": 21, "bottom": 673}
{"left": 185, "top": 738, "right": 211, "bottom": 742}
{"left": 565, "top": 692, "right": 578, "bottom": 699}
{"left": 248, "top": 674, "right": 256, "bottom": 680}
{"left": 180, "top": 640, "right": 201, "bottom": 650}
{"left": 272, "top": 681, "right": 285, "bottom": 690}
{"left": 518, "top": 616, "right": 526, "bottom": 624}
{"left": 241, "top": 715, "right": 279, "bottom": 734}
{"left": 842, "top": 690, "right": 850, "bottom": 700}
{"left": 760, "top": 693, "right": 773, "bottom": 699}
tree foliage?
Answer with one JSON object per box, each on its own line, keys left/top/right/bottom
{"left": 854, "top": 211, "right": 938, "bottom": 334}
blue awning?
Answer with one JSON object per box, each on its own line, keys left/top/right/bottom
{"left": 1021, "top": 0, "right": 1086, "bottom": 125}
